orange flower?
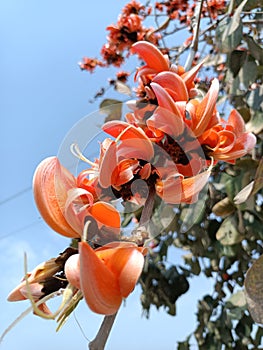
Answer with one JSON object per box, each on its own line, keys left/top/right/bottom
{"left": 100, "top": 121, "right": 154, "bottom": 189}
{"left": 199, "top": 109, "right": 257, "bottom": 162}
{"left": 33, "top": 156, "right": 120, "bottom": 238}
{"left": 147, "top": 77, "right": 220, "bottom": 138}
{"left": 65, "top": 241, "right": 147, "bottom": 315}
{"left": 131, "top": 41, "right": 203, "bottom": 97}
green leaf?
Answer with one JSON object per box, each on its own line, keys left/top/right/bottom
{"left": 244, "top": 254, "right": 263, "bottom": 324}
{"left": 216, "top": 215, "right": 244, "bottom": 245}
{"left": 224, "top": 0, "right": 248, "bottom": 38}
{"left": 255, "top": 327, "right": 263, "bottom": 346}
{"left": 246, "top": 110, "right": 263, "bottom": 134}
{"left": 216, "top": 17, "right": 242, "bottom": 53}
{"left": 229, "top": 50, "right": 247, "bottom": 77}
{"left": 177, "top": 337, "right": 191, "bottom": 350}
{"left": 183, "top": 254, "right": 201, "bottom": 276}
{"left": 251, "top": 157, "right": 263, "bottom": 195}
{"left": 99, "top": 99, "right": 123, "bottom": 122}
{"left": 180, "top": 199, "right": 206, "bottom": 232}
{"left": 244, "top": 34, "right": 263, "bottom": 65}
{"left": 247, "top": 85, "right": 263, "bottom": 111}
{"left": 234, "top": 158, "right": 263, "bottom": 204}
{"left": 238, "top": 59, "right": 258, "bottom": 90}
{"left": 244, "top": 0, "right": 263, "bottom": 11}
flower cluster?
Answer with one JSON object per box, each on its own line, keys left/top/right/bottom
{"left": 8, "top": 41, "right": 256, "bottom": 319}
{"left": 80, "top": 1, "right": 158, "bottom": 71}
{"left": 155, "top": 0, "right": 226, "bottom": 23}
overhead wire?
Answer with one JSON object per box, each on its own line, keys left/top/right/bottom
{"left": 0, "top": 186, "right": 32, "bottom": 206}
{"left": 0, "top": 186, "right": 41, "bottom": 240}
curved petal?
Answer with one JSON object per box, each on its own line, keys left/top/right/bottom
{"left": 33, "top": 157, "right": 80, "bottom": 238}
{"left": 117, "top": 138, "right": 154, "bottom": 162}
{"left": 180, "top": 166, "right": 212, "bottom": 203}
{"left": 99, "top": 141, "right": 117, "bottom": 188}
{"left": 150, "top": 82, "right": 185, "bottom": 127}
{"left": 105, "top": 248, "right": 145, "bottom": 298}
{"left": 102, "top": 122, "right": 154, "bottom": 162}
{"left": 64, "top": 254, "right": 81, "bottom": 290}
{"left": 88, "top": 201, "right": 121, "bottom": 228}
{"left": 227, "top": 109, "right": 246, "bottom": 136}
{"left": 102, "top": 120, "right": 132, "bottom": 138}
{"left": 156, "top": 164, "right": 212, "bottom": 204}
{"left": 213, "top": 130, "right": 236, "bottom": 153}
{"left": 194, "top": 79, "right": 219, "bottom": 137}
{"left": 153, "top": 71, "right": 189, "bottom": 101}
{"left": 214, "top": 132, "right": 257, "bottom": 161}
{"left": 131, "top": 41, "right": 169, "bottom": 72}
{"left": 95, "top": 243, "right": 146, "bottom": 298}
{"left": 79, "top": 241, "right": 122, "bottom": 315}
{"left": 111, "top": 159, "right": 139, "bottom": 186}
{"left": 147, "top": 105, "right": 185, "bottom": 137}
{"left": 64, "top": 187, "right": 94, "bottom": 234}
{"left": 182, "top": 60, "right": 204, "bottom": 90}
{"left": 155, "top": 175, "right": 183, "bottom": 204}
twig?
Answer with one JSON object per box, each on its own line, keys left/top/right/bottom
{"left": 88, "top": 313, "right": 118, "bottom": 350}
{"left": 184, "top": 0, "right": 205, "bottom": 71}
{"left": 139, "top": 184, "right": 156, "bottom": 227}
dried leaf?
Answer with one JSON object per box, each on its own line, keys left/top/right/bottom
{"left": 212, "top": 197, "right": 235, "bottom": 217}
{"left": 226, "top": 290, "right": 247, "bottom": 308}
{"left": 234, "top": 181, "right": 254, "bottom": 205}
{"left": 244, "top": 254, "right": 263, "bottom": 324}
{"left": 234, "top": 158, "right": 263, "bottom": 204}
{"left": 114, "top": 81, "right": 132, "bottom": 96}
{"left": 99, "top": 99, "right": 123, "bottom": 122}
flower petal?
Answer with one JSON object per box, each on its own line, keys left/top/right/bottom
{"left": 99, "top": 141, "right": 117, "bottom": 188}
{"left": 153, "top": 71, "right": 189, "bottom": 101}
{"left": 64, "top": 187, "right": 94, "bottom": 234}
{"left": 111, "top": 159, "right": 139, "bottom": 186}
{"left": 64, "top": 254, "right": 81, "bottom": 290}
{"left": 131, "top": 41, "right": 169, "bottom": 73}
{"left": 102, "top": 121, "right": 154, "bottom": 161}
{"left": 194, "top": 79, "right": 219, "bottom": 137}
{"left": 88, "top": 202, "right": 121, "bottom": 228}
{"left": 79, "top": 241, "right": 122, "bottom": 315}
{"left": 156, "top": 164, "right": 212, "bottom": 204}
{"left": 114, "top": 248, "right": 145, "bottom": 298}
{"left": 227, "top": 109, "right": 246, "bottom": 136}
{"left": 33, "top": 157, "right": 79, "bottom": 238}
{"left": 182, "top": 60, "right": 203, "bottom": 90}
{"left": 95, "top": 243, "right": 146, "bottom": 298}
{"left": 214, "top": 132, "right": 257, "bottom": 161}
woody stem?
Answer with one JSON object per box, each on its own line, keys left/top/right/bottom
{"left": 139, "top": 183, "right": 156, "bottom": 226}
{"left": 88, "top": 312, "right": 118, "bottom": 350}
{"left": 184, "top": 0, "right": 204, "bottom": 71}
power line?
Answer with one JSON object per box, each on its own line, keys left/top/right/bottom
{"left": 0, "top": 186, "right": 32, "bottom": 206}
{"left": 0, "top": 219, "right": 42, "bottom": 241}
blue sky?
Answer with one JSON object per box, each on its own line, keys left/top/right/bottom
{"left": 0, "top": 1, "right": 213, "bottom": 349}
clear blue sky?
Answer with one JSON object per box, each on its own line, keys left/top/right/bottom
{"left": 0, "top": 1, "right": 213, "bottom": 349}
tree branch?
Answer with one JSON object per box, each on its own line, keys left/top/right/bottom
{"left": 184, "top": 0, "right": 205, "bottom": 71}
{"left": 89, "top": 313, "right": 118, "bottom": 350}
